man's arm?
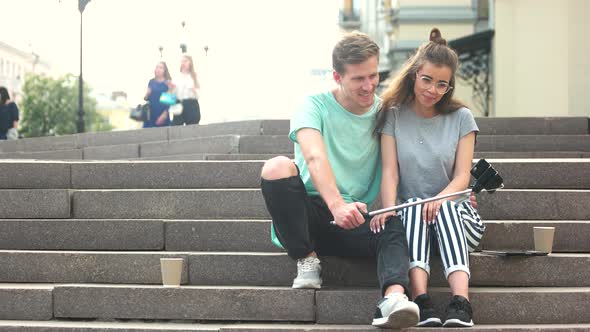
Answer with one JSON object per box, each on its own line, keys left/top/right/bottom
{"left": 296, "top": 128, "right": 367, "bottom": 229}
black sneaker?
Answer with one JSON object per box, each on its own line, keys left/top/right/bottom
{"left": 443, "top": 295, "right": 474, "bottom": 327}
{"left": 414, "top": 293, "right": 442, "bottom": 327}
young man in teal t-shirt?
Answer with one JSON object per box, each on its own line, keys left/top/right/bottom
{"left": 260, "top": 32, "right": 419, "bottom": 329}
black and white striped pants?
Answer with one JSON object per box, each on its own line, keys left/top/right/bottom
{"left": 400, "top": 198, "right": 485, "bottom": 279}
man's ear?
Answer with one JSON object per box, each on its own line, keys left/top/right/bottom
{"left": 333, "top": 70, "right": 342, "bottom": 85}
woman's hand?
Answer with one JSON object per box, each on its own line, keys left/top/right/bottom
{"left": 469, "top": 192, "right": 478, "bottom": 209}
{"left": 422, "top": 199, "right": 444, "bottom": 225}
{"left": 370, "top": 211, "right": 396, "bottom": 234}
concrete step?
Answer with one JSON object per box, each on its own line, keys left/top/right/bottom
{"left": 71, "top": 189, "right": 268, "bottom": 219}
{"left": 476, "top": 117, "right": 589, "bottom": 135}
{"left": 158, "top": 152, "right": 590, "bottom": 160}
{"left": 476, "top": 151, "right": 590, "bottom": 158}
{"left": 187, "top": 252, "right": 589, "bottom": 287}
{"left": 316, "top": 287, "right": 590, "bottom": 324}
{"left": 0, "top": 251, "right": 191, "bottom": 284}
{"left": 0, "top": 219, "right": 164, "bottom": 250}
{"left": 46, "top": 285, "right": 590, "bottom": 324}
{"left": 477, "top": 189, "right": 590, "bottom": 220}
{"left": 69, "top": 161, "right": 263, "bottom": 189}
{"left": 205, "top": 154, "right": 288, "bottom": 161}
{"left": 236, "top": 135, "right": 590, "bottom": 154}
{"left": 0, "top": 284, "right": 53, "bottom": 320}
{"left": 0, "top": 117, "right": 586, "bottom": 154}
{"left": 0, "top": 161, "right": 71, "bottom": 189}
{"left": 53, "top": 285, "right": 315, "bottom": 322}
{"left": 476, "top": 135, "right": 590, "bottom": 152}
{"left": 168, "top": 120, "right": 289, "bottom": 141}
{"left": 0, "top": 190, "right": 70, "bottom": 219}
{"left": 0, "top": 320, "right": 222, "bottom": 331}
{"left": 0, "top": 251, "right": 586, "bottom": 287}
{"left": 139, "top": 136, "right": 239, "bottom": 158}
{"left": 1, "top": 322, "right": 589, "bottom": 332}
{"left": 83, "top": 143, "right": 140, "bottom": 160}
{"left": 0, "top": 149, "right": 83, "bottom": 160}
{"left": 1, "top": 219, "right": 586, "bottom": 252}
{"left": 480, "top": 220, "right": 590, "bottom": 252}
{"left": 2, "top": 159, "right": 587, "bottom": 190}
{"left": 165, "top": 220, "right": 590, "bottom": 253}
{"left": 70, "top": 189, "right": 590, "bottom": 220}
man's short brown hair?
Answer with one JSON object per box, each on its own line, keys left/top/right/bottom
{"left": 332, "top": 31, "right": 380, "bottom": 75}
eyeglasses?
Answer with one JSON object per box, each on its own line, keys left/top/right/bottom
{"left": 416, "top": 73, "right": 453, "bottom": 95}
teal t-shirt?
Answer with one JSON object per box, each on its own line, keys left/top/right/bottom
{"left": 289, "top": 91, "right": 381, "bottom": 207}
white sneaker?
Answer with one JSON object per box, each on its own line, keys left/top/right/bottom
{"left": 372, "top": 292, "right": 420, "bottom": 329}
{"left": 292, "top": 256, "right": 322, "bottom": 289}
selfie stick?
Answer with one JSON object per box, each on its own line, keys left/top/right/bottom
{"left": 330, "top": 159, "right": 504, "bottom": 223}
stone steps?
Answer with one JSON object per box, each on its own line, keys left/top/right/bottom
{"left": 3, "top": 284, "right": 588, "bottom": 324}
{"left": 1, "top": 188, "right": 588, "bottom": 220}
{"left": 0, "top": 251, "right": 586, "bottom": 287}
{"left": 70, "top": 189, "right": 590, "bottom": 220}
{"left": 1, "top": 159, "right": 588, "bottom": 190}
{"left": 1, "top": 321, "right": 589, "bottom": 332}
{"left": 0, "top": 117, "right": 586, "bottom": 154}
{"left": 2, "top": 219, "right": 587, "bottom": 252}
{"left": 2, "top": 133, "right": 589, "bottom": 160}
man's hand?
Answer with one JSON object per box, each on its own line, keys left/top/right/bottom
{"left": 331, "top": 201, "right": 367, "bottom": 230}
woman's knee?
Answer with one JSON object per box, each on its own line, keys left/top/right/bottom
{"left": 261, "top": 156, "right": 297, "bottom": 180}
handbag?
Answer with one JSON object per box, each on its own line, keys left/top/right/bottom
{"left": 159, "top": 92, "right": 177, "bottom": 105}
{"left": 130, "top": 103, "right": 150, "bottom": 122}
{"left": 6, "top": 128, "right": 18, "bottom": 140}
{"left": 169, "top": 102, "right": 183, "bottom": 116}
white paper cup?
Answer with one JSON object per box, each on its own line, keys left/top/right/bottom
{"left": 160, "top": 258, "right": 183, "bottom": 287}
{"left": 533, "top": 227, "right": 555, "bottom": 254}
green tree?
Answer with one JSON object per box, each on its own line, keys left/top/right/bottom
{"left": 19, "top": 73, "right": 112, "bottom": 137}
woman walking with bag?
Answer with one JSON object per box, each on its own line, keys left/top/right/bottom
{"left": 0, "top": 87, "right": 19, "bottom": 140}
{"left": 170, "top": 55, "right": 201, "bottom": 125}
{"left": 372, "top": 28, "right": 485, "bottom": 328}
{"left": 143, "top": 62, "right": 172, "bottom": 128}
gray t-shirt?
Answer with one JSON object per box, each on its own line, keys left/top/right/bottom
{"left": 380, "top": 105, "right": 479, "bottom": 203}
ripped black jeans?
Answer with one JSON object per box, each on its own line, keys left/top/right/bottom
{"left": 261, "top": 172, "right": 410, "bottom": 296}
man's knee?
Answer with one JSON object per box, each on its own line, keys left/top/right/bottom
{"left": 261, "top": 156, "right": 297, "bottom": 180}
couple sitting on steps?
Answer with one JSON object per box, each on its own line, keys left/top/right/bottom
{"left": 260, "top": 28, "right": 485, "bottom": 329}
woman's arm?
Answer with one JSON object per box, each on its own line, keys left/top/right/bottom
{"left": 423, "top": 131, "right": 476, "bottom": 223}
{"left": 370, "top": 134, "right": 400, "bottom": 233}
{"left": 144, "top": 87, "right": 151, "bottom": 101}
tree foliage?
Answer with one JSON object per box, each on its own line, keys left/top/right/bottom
{"left": 19, "top": 73, "right": 112, "bottom": 137}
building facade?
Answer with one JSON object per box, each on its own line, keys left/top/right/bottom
{"left": 0, "top": 41, "right": 51, "bottom": 102}
{"left": 339, "top": 0, "right": 589, "bottom": 117}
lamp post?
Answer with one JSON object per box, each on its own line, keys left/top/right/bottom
{"left": 77, "top": 0, "right": 91, "bottom": 133}
{"left": 179, "top": 21, "right": 187, "bottom": 53}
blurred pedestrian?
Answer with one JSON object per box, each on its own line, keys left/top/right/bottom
{"left": 0, "top": 87, "right": 19, "bottom": 140}
{"left": 143, "top": 61, "right": 172, "bottom": 128}
{"left": 170, "top": 54, "right": 201, "bottom": 125}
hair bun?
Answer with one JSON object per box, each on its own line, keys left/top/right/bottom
{"left": 429, "top": 28, "right": 447, "bottom": 45}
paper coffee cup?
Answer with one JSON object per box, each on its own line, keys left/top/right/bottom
{"left": 533, "top": 227, "right": 555, "bottom": 254}
{"left": 160, "top": 258, "right": 183, "bottom": 287}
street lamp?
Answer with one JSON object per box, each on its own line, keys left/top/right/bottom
{"left": 180, "top": 21, "right": 187, "bottom": 53}
{"left": 77, "top": 0, "right": 91, "bottom": 133}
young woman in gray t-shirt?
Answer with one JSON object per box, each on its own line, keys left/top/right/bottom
{"left": 373, "top": 28, "right": 485, "bottom": 328}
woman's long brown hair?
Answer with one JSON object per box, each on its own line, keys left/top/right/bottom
{"left": 375, "top": 28, "right": 466, "bottom": 135}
